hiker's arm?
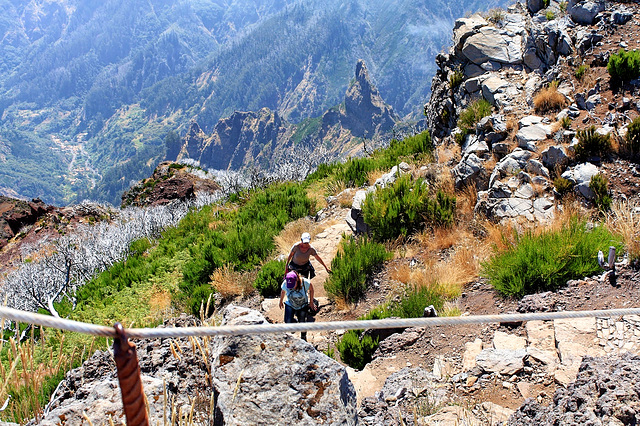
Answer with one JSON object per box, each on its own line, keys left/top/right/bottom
{"left": 308, "top": 283, "right": 315, "bottom": 309}
{"left": 313, "top": 253, "right": 331, "bottom": 273}
{"left": 285, "top": 245, "right": 296, "bottom": 274}
{"left": 279, "top": 290, "right": 285, "bottom": 310}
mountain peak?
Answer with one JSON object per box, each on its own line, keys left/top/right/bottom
{"left": 342, "top": 60, "right": 398, "bottom": 139}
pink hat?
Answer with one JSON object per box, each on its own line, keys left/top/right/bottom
{"left": 286, "top": 271, "right": 298, "bottom": 289}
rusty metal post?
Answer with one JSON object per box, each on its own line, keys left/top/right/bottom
{"left": 113, "top": 323, "right": 149, "bottom": 426}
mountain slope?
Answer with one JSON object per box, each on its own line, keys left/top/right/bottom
{"left": 0, "top": 0, "right": 507, "bottom": 206}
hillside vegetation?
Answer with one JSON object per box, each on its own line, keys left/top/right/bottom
{"left": 1, "top": 125, "right": 630, "bottom": 420}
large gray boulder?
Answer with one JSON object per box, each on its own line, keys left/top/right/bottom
{"left": 568, "top": 0, "right": 606, "bottom": 25}
{"left": 453, "top": 153, "right": 489, "bottom": 191}
{"left": 462, "top": 26, "right": 524, "bottom": 65}
{"left": 211, "top": 305, "right": 358, "bottom": 425}
{"left": 32, "top": 315, "right": 215, "bottom": 425}
{"left": 561, "top": 162, "right": 599, "bottom": 199}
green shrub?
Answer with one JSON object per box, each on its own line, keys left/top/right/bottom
{"left": 254, "top": 259, "right": 286, "bottom": 297}
{"left": 335, "top": 284, "right": 444, "bottom": 370}
{"left": 362, "top": 174, "right": 455, "bottom": 242}
{"left": 456, "top": 99, "right": 492, "bottom": 146}
{"left": 391, "top": 285, "right": 444, "bottom": 318}
{"left": 560, "top": 116, "right": 572, "bottom": 129}
{"left": 624, "top": 116, "right": 640, "bottom": 159}
{"left": 449, "top": 69, "right": 464, "bottom": 89}
{"left": 336, "top": 330, "right": 378, "bottom": 370}
{"left": 325, "top": 236, "right": 391, "bottom": 303}
{"left": 542, "top": 0, "right": 550, "bottom": 7}
{"left": 337, "top": 157, "right": 377, "bottom": 188}
{"left": 589, "top": 174, "right": 611, "bottom": 211}
{"left": 482, "top": 218, "right": 623, "bottom": 297}
{"left": 553, "top": 176, "right": 574, "bottom": 196}
{"left": 545, "top": 10, "right": 555, "bottom": 20}
{"left": 559, "top": 1, "right": 567, "bottom": 12}
{"left": 376, "top": 131, "right": 434, "bottom": 167}
{"left": 607, "top": 49, "right": 640, "bottom": 87}
{"left": 575, "top": 126, "right": 611, "bottom": 160}
{"left": 574, "top": 64, "right": 590, "bottom": 81}
{"left": 306, "top": 162, "right": 342, "bottom": 182}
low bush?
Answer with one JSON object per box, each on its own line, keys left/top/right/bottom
{"left": 482, "top": 218, "right": 623, "bottom": 297}
{"left": 574, "top": 64, "right": 590, "bottom": 81}
{"left": 533, "top": 81, "right": 566, "bottom": 113}
{"left": 590, "top": 174, "right": 611, "bottom": 211}
{"left": 456, "top": 99, "right": 492, "bottom": 145}
{"left": 607, "top": 49, "right": 640, "bottom": 87}
{"left": 574, "top": 126, "right": 611, "bottom": 160}
{"left": 623, "top": 116, "right": 640, "bottom": 159}
{"left": 553, "top": 176, "right": 574, "bottom": 196}
{"left": 362, "top": 174, "right": 455, "bottom": 242}
{"left": 336, "top": 157, "right": 377, "bottom": 188}
{"left": 254, "top": 259, "right": 286, "bottom": 297}
{"left": 335, "top": 284, "right": 445, "bottom": 369}
{"left": 336, "top": 330, "right": 378, "bottom": 370}
{"left": 325, "top": 236, "right": 391, "bottom": 303}
{"left": 449, "top": 69, "right": 465, "bottom": 89}
{"left": 545, "top": 10, "right": 555, "bottom": 20}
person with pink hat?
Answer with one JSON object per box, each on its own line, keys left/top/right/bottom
{"left": 279, "top": 270, "right": 315, "bottom": 341}
{"left": 285, "top": 232, "right": 331, "bottom": 281}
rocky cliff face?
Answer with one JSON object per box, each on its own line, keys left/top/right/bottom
{"left": 120, "top": 162, "right": 221, "bottom": 208}
{"left": 176, "top": 60, "right": 399, "bottom": 172}
{"left": 425, "top": 0, "right": 639, "bottom": 223}
{"left": 0, "top": 197, "right": 52, "bottom": 250}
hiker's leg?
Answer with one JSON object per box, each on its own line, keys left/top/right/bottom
{"left": 297, "top": 308, "right": 308, "bottom": 341}
{"left": 284, "top": 304, "right": 295, "bottom": 324}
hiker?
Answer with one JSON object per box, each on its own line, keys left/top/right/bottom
{"left": 279, "top": 270, "right": 315, "bottom": 341}
{"left": 285, "top": 232, "right": 331, "bottom": 280}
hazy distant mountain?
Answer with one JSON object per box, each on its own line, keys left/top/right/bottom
{"left": 0, "top": 0, "right": 506, "bottom": 206}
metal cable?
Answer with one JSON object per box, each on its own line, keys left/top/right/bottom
{"left": 2, "top": 306, "right": 640, "bottom": 339}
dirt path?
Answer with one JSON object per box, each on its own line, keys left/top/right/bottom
{"left": 262, "top": 212, "right": 352, "bottom": 324}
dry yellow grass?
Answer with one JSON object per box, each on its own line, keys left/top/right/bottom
{"left": 209, "top": 265, "right": 255, "bottom": 298}
{"left": 367, "top": 169, "right": 385, "bottom": 186}
{"left": 534, "top": 83, "right": 568, "bottom": 114}
{"left": 435, "top": 142, "right": 461, "bottom": 165}
{"left": 435, "top": 165, "right": 455, "bottom": 194}
{"left": 606, "top": 199, "right": 640, "bottom": 262}
{"left": 149, "top": 285, "right": 173, "bottom": 318}
{"left": 274, "top": 217, "right": 320, "bottom": 255}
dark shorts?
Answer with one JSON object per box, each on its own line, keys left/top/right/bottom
{"left": 288, "top": 261, "right": 316, "bottom": 279}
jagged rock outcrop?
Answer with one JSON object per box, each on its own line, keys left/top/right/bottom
{"left": 423, "top": 0, "right": 640, "bottom": 224}
{"left": 177, "top": 60, "right": 398, "bottom": 173}
{"left": 340, "top": 60, "right": 398, "bottom": 139}
{"left": 32, "top": 308, "right": 357, "bottom": 425}
{"left": 211, "top": 305, "right": 357, "bottom": 425}
{"left": 121, "top": 161, "right": 220, "bottom": 207}
{"left": 0, "top": 197, "right": 52, "bottom": 249}
{"left": 509, "top": 353, "right": 640, "bottom": 425}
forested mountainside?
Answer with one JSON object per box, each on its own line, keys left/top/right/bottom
{"left": 0, "top": 0, "right": 506, "bottom": 206}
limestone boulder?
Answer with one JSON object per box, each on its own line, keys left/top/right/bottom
{"left": 210, "top": 305, "right": 358, "bottom": 425}
{"left": 462, "top": 26, "right": 524, "bottom": 65}
{"left": 568, "top": 0, "right": 606, "bottom": 25}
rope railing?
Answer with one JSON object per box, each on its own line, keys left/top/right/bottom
{"left": 4, "top": 304, "right": 640, "bottom": 425}
{"left": 2, "top": 305, "right": 640, "bottom": 339}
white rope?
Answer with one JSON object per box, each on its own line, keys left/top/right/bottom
{"left": 0, "top": 306, "right": 115, "bottom": 337}
{"left": 2, "top": 306, "right": 640, "bottom": 339}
